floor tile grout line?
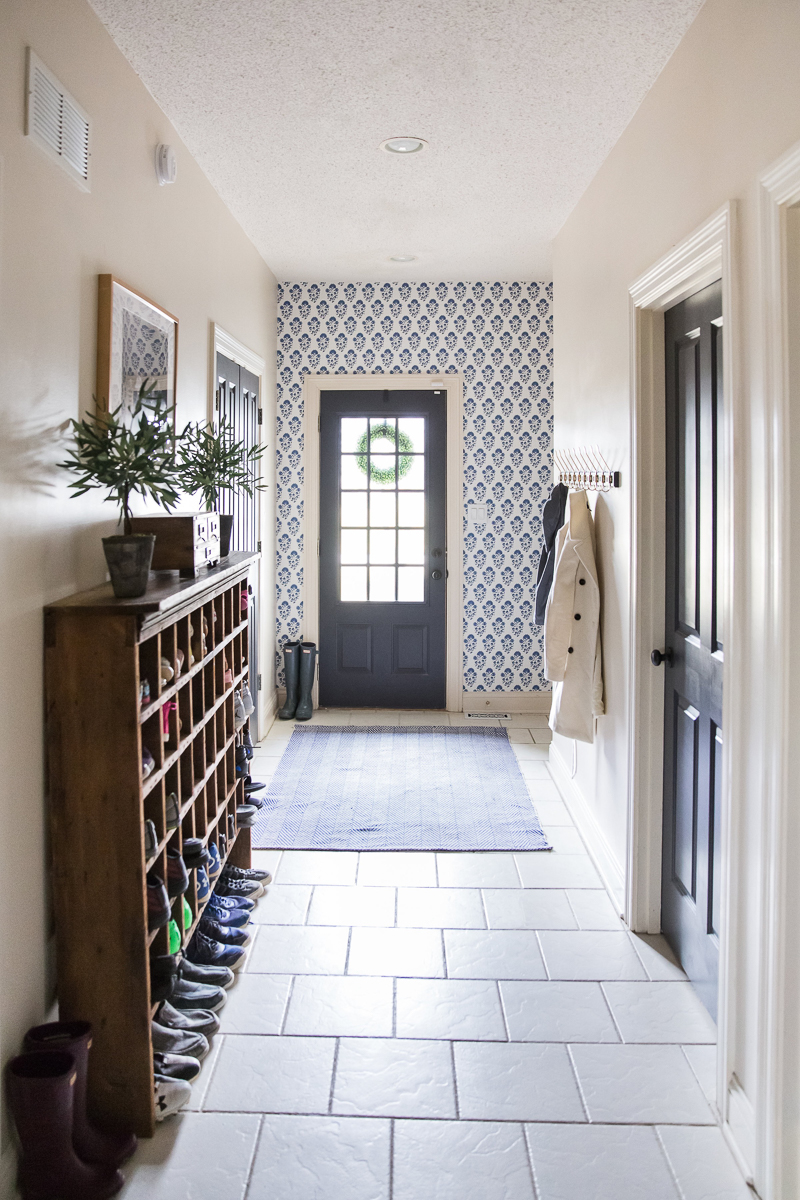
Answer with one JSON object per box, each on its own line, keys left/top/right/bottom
{"left": 653, "top": 1124, "right": 690, "bottom": 1200}
{"left": 196, "top": 1034, "right": 225, "bottom": 1113}
{"left": 394, "top": 887, "right": 398, "bottom": 927}
{"left": 279, "top": 977, "right": 296, "bottom": 1035}
{"left": 388, "top": 1117, "right": 395, "bottom": 1200}
{"left": 440, "top": 928, "right": 448, "bottom": 979}
{"left": 626, "top": 928, "right": 657, "bottom": 982}
{"left": 434, "top": 853, "right": 440, "bottom": 887}
{"left": 327, "top": 1037, "right": 341, "bottom": 1115}
{"left": 241, "top": 1113, "right": 265, "bottom": 1199}
{"left": 496, "top": 979, "right": 511, "bottom": 1042}
{"left": 392, "top": 977, "right": 398, "bottom": 1038}
{"left": 534, "top": 930, "right": 550, "bottom": 980}
{"left": 522, "top": 1122, "right": 542, "bottom": 1200}
{"left": 302, "top": 884, "right": 314, "bottom": 925}
{"left": 597, "top": 981, "right": 626, "bottom": 1043}
{"left": 344, "top": 926, "right": 354, "bottom": 975}
{"left": 565, "top": 1043, "right": 592, "bottom": 1123}
{"left": 449, "top": 1040, "right": 461, "bottom": 1119}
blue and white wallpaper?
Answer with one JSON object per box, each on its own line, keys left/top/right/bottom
{"left": 276, "top": 281, "right": 554, "bottom": 693}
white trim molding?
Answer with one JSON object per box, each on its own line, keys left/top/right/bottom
{"left": 754, "top": 137, "right": 800, "bottom": 1200}
{"left": 210, "top": 324, "right": 274, "bottom": 740}
{"left": 301, "top": 372, "right": 465, "bottom": 712}
{"left": 627, "top": 203, "right": 741, "bottom": 1157}
{"left": 548, "top": 742, "right": 626, "bottom": 909}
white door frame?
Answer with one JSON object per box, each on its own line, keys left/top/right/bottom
{"left": 626, "top": 204, "right": 744, "bottom": 1156}
{"left": 754, "top": 137, "right": 800, "bottom": 1200}
{"left": 211, "top": 323, "right": 275, "bottom": 738}
{"left": 301, "top": 372, "right": 464, "bottom": 712}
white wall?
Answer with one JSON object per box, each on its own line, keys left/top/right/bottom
{"left": 0, "top": 0, "right": 276, "bottom": 1181}
{"left": 551, "top": 0, "right": 800, "bottom": 1188}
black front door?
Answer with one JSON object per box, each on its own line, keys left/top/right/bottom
{"left": 319, "top": 390, "right": 446, "bottom": 708}
{"left": 660, "top": 281, "right": 724, "bottom": 1018}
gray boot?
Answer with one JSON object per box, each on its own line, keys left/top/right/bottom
{"left": 294, "top": 642, "right": 317, "bottom": 721}
{"left": 278, "top": 641, "right": 300, "bottom": 719}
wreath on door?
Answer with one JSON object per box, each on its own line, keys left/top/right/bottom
{"left": 356, "top": 423, "right": 414, "bottom": 484}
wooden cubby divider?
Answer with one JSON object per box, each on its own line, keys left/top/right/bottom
{"left": 44, "top": 552, "right": 259, "bottom": 1138}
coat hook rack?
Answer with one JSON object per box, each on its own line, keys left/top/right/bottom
{"left": 554, "top": 447, "right": 621, "bottom": 492}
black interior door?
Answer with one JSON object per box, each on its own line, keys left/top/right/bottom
{"left": 661, "top": 281, "right": 724, "bottom": 1019}
{"left": 319, "top": 390, "right": 446, "bottom": 708}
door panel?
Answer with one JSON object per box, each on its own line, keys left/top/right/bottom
{"left": 661, "top": 281, "right": 723, "bottom": 1019}
{"left": 319, "top": 390, "right": 446, "bottom": 708}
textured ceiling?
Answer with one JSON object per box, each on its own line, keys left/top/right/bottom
{"left": 89, "top": 0, "right": 704, "bottom": 281}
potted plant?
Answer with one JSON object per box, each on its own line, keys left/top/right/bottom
{"left": 176, "top": 419, "right": 266, "bottom": 558}
{"left": 59, "top": 381, "right": 181, "bottom": 597}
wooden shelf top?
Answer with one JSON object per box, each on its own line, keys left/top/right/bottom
{"left": 45, "top": 552, "right": 259, "bottom": 617}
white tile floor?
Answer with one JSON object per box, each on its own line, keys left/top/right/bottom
{"left": 120, "top": 710, "right": 750, "bottom": 1199}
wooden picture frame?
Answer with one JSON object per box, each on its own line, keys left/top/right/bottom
{"left": 96, "top": 275, "right": 178, "bottom": 424}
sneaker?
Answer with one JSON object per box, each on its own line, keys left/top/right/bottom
{"left": 244, "top": 778, "right": 266, "bottom": 794}
{"left": 183, "top": 838, "right": 211, "bottom": 870}
{"left": 241, "top": 684, "right": 255, "bottom": 717}
{"left": 207, "top": 843, "right": 222, "bottom": 880}
{"left": 151, "top": 1021, "right": 209, "bottom": 1060}
{"left": 167, "top": 848, "right": 190, "bottom": 897}
{"left": 214, "top": 875, "right": 263, "bottom": 900}
{"left": 186, "top": 929, "right": 246, "bottom": 971}
{"left": 165, "top": 792, "right": 180, "bottom": 830}
{"left": 236, "top": 804, "right": 258, "bottom": 827}
{"left": 182, "top": 896, "right": 193, "bottom": 935}
{"left": 140, "top": 678, "right": 151, "bottom": 707}
{"left": 206, "top": 898, "right": 251, "bottom": 928}
{"left": 146, "top": 874, "right": 170, "bottom": 932}
{"left": 169, "top": 977, "right": 227, "bottom": 1013}
{"left": 242, "top": 727, "right": 254, "bottom": 759}
{"left": 157, "top": 1000, "right": 220, "bottom": 1038}
{"left": 199, "top": 916, "right": 252, "bottom": 948}
{"left": 223, "top": 864, "right": 272, "bottom": 885}
{"left": 142, "top": 746, "right": 156, "bottom": 779}
{"left": 206, "top": 892, "right": 255, "bottom": 913}
{"left": 234, "top": 691, "right": 247, "bottom": 731}
{"left": 168, "top": 918, "right": 181, "bottom": 955}
{"left": 144, "top": 819, "right": 158, "bottom": 859}
{"left": 154, "top": 1074, "right": 191, "bottom": 1121}
{"left": 196, "top": 866, "right": 210, "bottom": 902}
{"left": 235, "top": 743, "right": 248, "bottom": 778}
{"left": 160, "top": 657, "right": 175, "bottom": 685}
{"left": 179, "top": 958, "right": 235, "bottom": 990}
{"left": 153, "top": 1052, "right": 201, "bottom": 1084}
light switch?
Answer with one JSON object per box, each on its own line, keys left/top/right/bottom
{"left": 468, "top": 505, "right": 487, "bottom": 526}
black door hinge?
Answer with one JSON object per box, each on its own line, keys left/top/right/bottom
{"left": 257, "top": 408, "right": 263, "bottom": 425}
{"left": 257, "top": 541, "right": 261, "bottom": 552}
{"left": 215, "top": 388, "right": 220, "bottom": 410}
{"left": 257, "top": 674, "right": 262, "bottom": 691}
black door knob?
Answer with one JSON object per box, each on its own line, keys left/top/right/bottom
{"left": 651, "top": 648, "right": 674, "bottom": 667}
{"left": 431, "top": 570, "right": 443, "bottom": 580}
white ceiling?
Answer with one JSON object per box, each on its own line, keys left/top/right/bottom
{"left": 89, "top": 0, "right": 704, "bottom": 282}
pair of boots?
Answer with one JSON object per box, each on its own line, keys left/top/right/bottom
{"left": 6, "top": 1021, "right": 136, "bottom": 1199}
{"left": 278, "top": 641, "right": 317, "bottom": 721}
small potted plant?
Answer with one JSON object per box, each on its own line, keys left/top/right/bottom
{"left": 59, "top": 381, "right": 181, "bottom": 597}
{"left": 176, "top": 419, "right": 266, "bottom": 558}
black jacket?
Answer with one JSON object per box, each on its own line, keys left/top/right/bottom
{"left": 534, "top": 482, "right": 568, "bottom": 625}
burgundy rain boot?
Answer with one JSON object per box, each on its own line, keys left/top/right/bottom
{"left": 6, "top": 1052, "right": 124, "bottom": 1200}
{"left": 23, "top": 1021, "right": 136, "bottom": 1168}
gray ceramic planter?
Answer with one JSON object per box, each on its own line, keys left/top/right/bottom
{"left": 102, "top": 534, "right": 156, "bottom": 598}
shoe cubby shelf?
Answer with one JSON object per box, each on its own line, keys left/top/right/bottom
{"left": 44, "top": 552, "right": 259, "bottom": 1139}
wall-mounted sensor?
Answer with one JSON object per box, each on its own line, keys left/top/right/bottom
{"left": 155, "top": 143, "right": 177, "bottom": 186}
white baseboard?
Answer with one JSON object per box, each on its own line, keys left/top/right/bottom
{"left": 723, "top": 1077, "right": 756, "bottom": 1187}
{"left": 461, "top": 691, "right": 552, "bottom": 714}
{"left": 548, "top": 741, "right": 626, "bottom": 910}
{"left": 258, "top": 688, "right": 278, "bottom": 739}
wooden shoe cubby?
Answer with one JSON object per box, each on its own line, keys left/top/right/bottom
{"left": 44, "top": 552, "right": 259, "bottom": 1137}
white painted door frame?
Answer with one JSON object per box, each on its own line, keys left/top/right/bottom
{"left": 754, "top": 137, "right": 800, "bottom": 1200}
{"left": 210, "top": 323, "right": 275, "bottom": 737}
{"left": 301, "top": 372, "right": 464, "bottom": 712}
{"left": 626, "top": 204, "right": 743, "bottom": 1157}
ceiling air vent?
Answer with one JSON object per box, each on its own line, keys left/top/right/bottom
{"left": 25, "top": 49, "right": 90, "bottom": 191}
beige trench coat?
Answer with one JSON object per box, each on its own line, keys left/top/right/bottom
{"left": 543, "top": 490, "right": 604, "bottom": 743}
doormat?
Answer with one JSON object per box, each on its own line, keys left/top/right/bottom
{"left": 251, "top": 726, "right": 551, "bottom": 851}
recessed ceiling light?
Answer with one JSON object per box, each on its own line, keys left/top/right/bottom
{"left": 390, "top": 254, "right": 417, "bottom": 263}
{"left": 381, "top": 136, "right": 428, "bottom": 154}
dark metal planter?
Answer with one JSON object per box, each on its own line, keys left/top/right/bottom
{"left": 102, "top": 534, "right": 156, "bottom": 598}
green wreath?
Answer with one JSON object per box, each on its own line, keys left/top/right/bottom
{"left": 356, "top": 423, "right": 414, "bottom": 484}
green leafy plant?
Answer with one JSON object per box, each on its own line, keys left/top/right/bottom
{"left": 176, "top": 419, "right": 267, "bottom": 511}
{"left": 58, "top": 380, "right": 181, "bottom": 533}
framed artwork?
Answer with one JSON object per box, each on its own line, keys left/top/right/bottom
{"left": 96, "top": 275, "right": 178, "bottom": 424}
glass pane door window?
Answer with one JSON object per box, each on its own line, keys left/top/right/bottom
{"left": 339, "top": 416, "right": 426, "bottom": 602}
